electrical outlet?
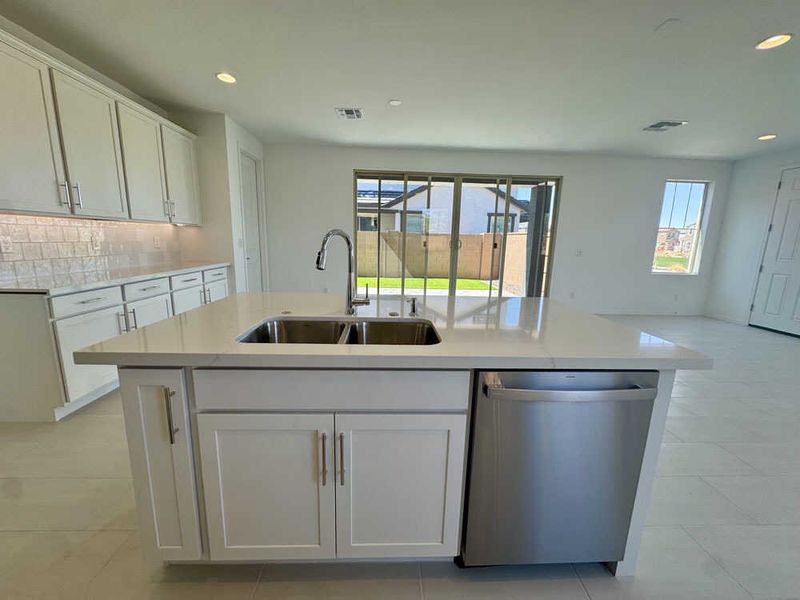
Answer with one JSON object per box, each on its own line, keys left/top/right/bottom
{"left": 89, "top": 234, "right": 101, "bottom": 251}
{"left": 0, "top": 235, "right": 12, "bottom": 254}
{"left": 575, "top": 249, "right": 583, "bottom": 257}
{"left": 153, "top": 235, "right": 161, "bottom": 249}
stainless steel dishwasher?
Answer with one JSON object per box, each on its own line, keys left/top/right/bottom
{"left": 460, "top": 370, "right": 658, "bottom": 567}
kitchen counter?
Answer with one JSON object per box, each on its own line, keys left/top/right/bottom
{"left": 0, "top": 261, "right": 230, "bottom": 296}
{"left": 75, "top": 292, "right": 711, "bottom": 370}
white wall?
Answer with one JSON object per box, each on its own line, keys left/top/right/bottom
{"left": 174, "top": 112, "right": 267, "bottom": 293}
{"left": 263, "top": 144, "right": 732, "bottom": 315}
{"left": 705, "top": 148, "right": 800, "bottom": 324}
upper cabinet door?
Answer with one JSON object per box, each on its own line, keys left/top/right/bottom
{"left": 117, "top": 103, "right": 169, "bottom": 222}
{"left": 0, "top": 41, "right": 69, "bottom": 214}
{"left": 161, "top": 125, "right": 201, "bottom": 225}
{"left": 51, "top": 70, "right": 128, "bottom": 219}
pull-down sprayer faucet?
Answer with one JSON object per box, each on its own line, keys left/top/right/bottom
{"left": 315, "top": 228, "right": 370, "bottom": 315}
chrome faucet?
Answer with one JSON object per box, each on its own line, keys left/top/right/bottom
{"left": 315, "top": 228, "right": 370, "bottom": 315}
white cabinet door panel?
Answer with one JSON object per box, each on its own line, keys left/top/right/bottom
{"left": 52, "top": 70, "right": 128, "bottom": 219}
{"left": 53, "top": 305, "right": 125, "bottom": 402}
{"left": 127, "top": 294, "right": 172, "bottom": 330}
{"left": 335, "top": 413, "right": 466, "bottom": 558}
{"left": 118, "top": 103, "right": 168, "bottom": 221}
{"left": 204, "top": 279, "right": 228, "bottom": 303}
{"left": 0, "top": 41, "right": 68, "bottom": 214}
{"left": 172, "top": 286, "right": 204, "bottom": 315}
{"left": 161, "top": 125, "right": 200, "bottom": 224}
{"left": 198, "top": 413, "right": 336, "bottom": 560}
{"left": 120, "top": 369, "right": 201, "bottom": 561}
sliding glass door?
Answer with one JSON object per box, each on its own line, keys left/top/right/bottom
{"left": 355, "top": 171, "right": 559, "bottom": 298}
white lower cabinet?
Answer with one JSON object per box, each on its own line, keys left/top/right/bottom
{"left": 334, "top": 413, "right": 466, "bottom": 558}
{"left": 126, "top": 293, "right": 172, "bottom": 329}
{"left": 53, "top": 305, "right": 126, "bottom": 402}
{"left": 172, "top": 285, "right": 204, "bottom": 315}
{"left": 198, "top": 413, "right": 336, "bottom": 560}
{"left": 204, "top": 279, "right": 228, "bottom": 303}
{"left": 120, "top": 369, "right": 201, "bottom": 561}
{"left": 197, "top": 411, "right": 466, "bottom": 561}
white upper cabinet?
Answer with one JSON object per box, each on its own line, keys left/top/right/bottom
{"left": 0, "top": 40, "right": 69, "bottom": 214}
{"left": 161, "top": 125, "right": 201, "bottom": 225}
{"left": 51, "top": 70, "right": 129, "bottom": 219}
{"left": 117, "top": 103, "right": 168, "bottom": 222}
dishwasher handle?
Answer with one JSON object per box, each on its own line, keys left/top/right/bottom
{"left": 484, "top": 384, "right": 657, "bottom": 403}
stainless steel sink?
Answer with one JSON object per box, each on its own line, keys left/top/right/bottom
{"left": 237, "top": 318, "right": 350, "bottom": 344}
{"left": 237, "top": 317, "right": 441, "bottom": 345}
{"left": 345, "top": 319, "right": 441, "bottom": 345}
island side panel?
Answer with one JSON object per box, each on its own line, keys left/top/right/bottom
{"left": 614, "top": 369, "right": 675, "bottom": 576}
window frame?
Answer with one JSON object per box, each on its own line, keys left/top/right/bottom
{"left": 651, "top": 179, "right": 711, "bottom": 276}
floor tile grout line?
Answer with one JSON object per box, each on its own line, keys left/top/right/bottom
{"left": 417, "top": 562, "right": 425, "bottom": 600}
{"left": 680, "top": 525, "right": 756, "bottom": 600}
{"left": 83, "top": 529, "right": 136, "bottom": 594}
{"left": 571, "top": 563, "right": 593, "bottom": 600}
{"left": 697, "top": 474, "right": 763, "bottom": 525}
{"left": 249, "top": 563, "right": 264, "bottom": 600}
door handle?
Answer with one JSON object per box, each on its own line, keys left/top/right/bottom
{"left": 200, "top": 288, "right": 206, "bottom": 304}
{"left": 128, "top": 308, "right": 138, "bottom": 329}
{"left": 320, "top": 432, "right": 328, "bottom": 486}
{"left": 58, "top": 181, "right": 71, "bottom": 208}
{"left": 338, "top": 432, "right": 345, "bottom": 486}
{"left": 72, "top": 182, "right": 84, "bottom": 208}
{"left": 163, "top": 387, "right": 179, "bottom": 444}
{"left": 117, "top": 312, "right": 127, "bottom": 333}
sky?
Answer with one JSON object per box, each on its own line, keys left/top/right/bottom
{"left": 659, "top": 181, "right": 705, "bottom": 229}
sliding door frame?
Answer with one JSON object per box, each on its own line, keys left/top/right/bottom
{"left": 353, "top": 170, "right": 563, "bottom": 298}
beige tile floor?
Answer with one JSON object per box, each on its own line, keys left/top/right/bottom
{"left": 0, "top": 316, "right": 797, "bottom": 599}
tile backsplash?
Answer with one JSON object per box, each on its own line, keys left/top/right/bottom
{"left": 0, "top": 213, "right": 182, "bottom": 288}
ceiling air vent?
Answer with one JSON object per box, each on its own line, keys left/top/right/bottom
{"left": 335, "top": 107, "right": 364, "bottom": 120}
{"left": 643, "top": 120, "right": 688, "bottom": 132}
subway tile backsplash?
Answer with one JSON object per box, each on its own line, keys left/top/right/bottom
{"left": 0, "top": 214, "right": 182, "bottom": 288}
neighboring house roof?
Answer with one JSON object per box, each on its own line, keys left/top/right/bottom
{"left": 358, "top": 185, "right": 530, "bottom": 212}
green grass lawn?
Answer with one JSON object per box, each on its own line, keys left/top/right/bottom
{"left": 653, "top": 256, "right": 689, "bottom": 271}
{"left": 357, "top": 277, "right": 491, "bottom": 290}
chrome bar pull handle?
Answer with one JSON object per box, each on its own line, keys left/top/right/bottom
{"left": 72, "top": 181, "right": 84, "bottom": 208}
{"left": 128, "top": 309, "right": 138, "bottom": 329}
{"left": 163, "top": 387, "right": 178, "bottom": 445}
{"left": 321, "top": 433, "right": 328, "bottom": 486}
{"left": 117, "top": 312, "right": 127, "bottom": 333}
{"left": 58, "top": 181, "right": 71, "bottom": 208}
{"left": 338, "top": 432, "right": 345, "bottom": 486}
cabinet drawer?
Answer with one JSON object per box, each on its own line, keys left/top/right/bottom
{"left": 123, "top": 277, "right": 170, "bottom": 301}
{"left": 51, "top": 286, "right": 123, "bottom": 318}
{"left": 202, "top": 267, "right": 227, "bottom": 283}
{"left": 193, "top": 369, "right": 470, "bottom": 412}
{"left": 170, "top": 271, "right": 203, "bottom": 290}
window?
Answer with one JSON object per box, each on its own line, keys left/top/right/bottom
{"left": 652, "top": 181, "right": 709, "bottom": 274}
{"left": 486, "top": 213, "right": 517, "bottom": 234}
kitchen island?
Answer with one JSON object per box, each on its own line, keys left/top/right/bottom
{"left": 75, "top": 293, "right": 710, "bottom": 577}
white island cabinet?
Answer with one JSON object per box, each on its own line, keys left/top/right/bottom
{"left": 120, "top": 369, "right": 201, "bottom": 561}
{"left": 74, "top": 294, "right": 712, "bottom": 574}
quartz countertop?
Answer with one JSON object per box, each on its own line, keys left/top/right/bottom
{"left": 75, "top": 293, "right": 712, "bottom": 371}
{"left": 0, "top": 261, "right": 230, "bottom": 296}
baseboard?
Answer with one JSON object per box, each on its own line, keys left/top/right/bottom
{"left": 53, "top": 380, "right": 120, "bottom": 420}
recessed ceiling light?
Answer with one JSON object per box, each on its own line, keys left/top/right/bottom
{"left": 755, "top": 33, "right": 792, "bottom": 50}
{"left": 215, "top": 72, "right": 237, "bottom": 84}
{"left": 387, "top": 99, "right": 403, "bottom": 107}
{"left": 757, "top": 133, "right": 778, "bottom": 141}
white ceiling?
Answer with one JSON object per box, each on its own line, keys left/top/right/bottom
{"left": 0, "top": 0, "right": 798, "bottom": 160}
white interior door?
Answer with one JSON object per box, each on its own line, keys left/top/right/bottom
{"left": 334, "top": 413, "right": 467, "bottom": 558}
{"left": 197, "top": 413, "right": 336, "bottom": 560}
{"left": 51, "top": 70, "right": 128, "bottom": 219}
{"left": 750, "top": 166, "right": 800, "bottom": 335}
{"left": 0, "top": 40, "right": 68, "bottom": 214}
{"left": 240, "top": 151, "right": 264, "bottom": 292}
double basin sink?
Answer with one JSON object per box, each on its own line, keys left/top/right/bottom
{"left": 238, "top": 317, "right": 441, "bottom": 346}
